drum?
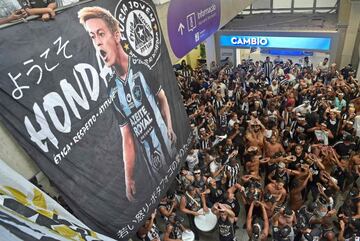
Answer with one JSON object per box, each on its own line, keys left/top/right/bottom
{"left": 194, "top": 208, "right": 217, "bottom": 232}
{"left": 182, "top": 230, "right": 195, "bottom": 241}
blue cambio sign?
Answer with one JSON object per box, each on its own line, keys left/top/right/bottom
{"left": 220, "top": 35, "right": 331, "bottom": 51}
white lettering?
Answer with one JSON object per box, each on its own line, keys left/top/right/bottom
{"left": 60, "top": 70, "right": 89, "bottom": 120}
{"left": 259, "top": 38, "right": 268, "bottom": 45}
{"left": 230, "top": 37, "right": 269, "bottom": 46}
{"left": 231, "top": 37, "right": 237, "bottom": 45}
{"left": 24, "top": 103, "right": 58, "bottom": 153}
{"left": 74, "top": 63, "right": 100, "bottom": 102}
{"left": 243, "top": 38, "right": 251, "bottom": 44}
{"left": 43, "top": 92, "right": 71, "bottom": 133}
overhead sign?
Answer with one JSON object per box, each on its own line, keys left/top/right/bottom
{"left": 167, "top": 0, "right": 221, "bottom": 58}
{"left": 0, "top": 0, "right": 192, "bottom": 240}
{"left": 220, "top": 35, "right": 332, "bottom": 51}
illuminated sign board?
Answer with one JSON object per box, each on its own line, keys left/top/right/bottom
{"left": 220, "top": 35, "right": 331, "bottom": 51}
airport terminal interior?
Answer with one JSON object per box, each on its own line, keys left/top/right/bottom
{"left": 1, "top": 0, "right": 360, "bottom": 240}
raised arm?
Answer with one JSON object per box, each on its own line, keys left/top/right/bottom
{"left": 260, "top": 202, "right": 269, "bottom": 239}
{"left": 137, "top": 211, "right": 156, "bottom": 238}
{"left": 246, "top": 201, "right": 255, "bottom": 236}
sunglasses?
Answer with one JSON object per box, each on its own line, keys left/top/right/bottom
{"left": 194, "top": 172, "right": 201, "bottom": 175}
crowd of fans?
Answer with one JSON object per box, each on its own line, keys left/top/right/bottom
{"left": 137, "top": 56, "right": 360, "bottom": 241}
{"left": 4, "top": 1, "right": 360, "bottom": 240}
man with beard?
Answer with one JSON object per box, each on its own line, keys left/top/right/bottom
{"left": 79, "top": 7, "right": 177, "bottom": 202}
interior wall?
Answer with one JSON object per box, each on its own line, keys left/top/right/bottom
{"left": 205, "top": 35, "right": 217, "bottom": 69}
{"left": 220, "top": 48, "right": 236, "bottom": 67}
{"left": 350, "top": 25, "right": 360, "bottom": 71}
{"left": 0, "top": 121, "right": 39, "bottom": 179}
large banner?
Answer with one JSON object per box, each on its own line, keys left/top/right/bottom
{"left": 0, "top": 0, "right": 192, "bottom": 239}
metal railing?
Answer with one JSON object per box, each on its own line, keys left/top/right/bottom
{"left": 0, "top": 0, "right": 94, "bottom": 29}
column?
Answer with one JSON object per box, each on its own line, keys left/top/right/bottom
{"left": 204, "top": 34, "right": 217, "bottom": 69}
{"left": 357, "top": 46, "right": 360, "bottom": 80}
{"left": 340, "top": 0, "right": 360, "bottom": 67}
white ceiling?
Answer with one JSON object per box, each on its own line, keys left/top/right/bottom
{"left": 241, "top": 0, "right": 338, "bottom": 15}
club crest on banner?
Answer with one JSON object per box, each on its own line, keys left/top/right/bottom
{"left": 151, "top": 149, "right": 162, "bottom": 170}
{"left": 115, "top": 0, "right": 161, "bottom": 70}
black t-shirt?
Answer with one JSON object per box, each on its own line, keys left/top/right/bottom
{"left": 288, "top": 153, "right": 305, "bottom": 170}
{"left": 218, "top": 218, "right": 235, "bottom": 241}
{"left": 292, "top": 123, "right": 309, "bottom": 142}
{"left": 333, "top": 141, "right": 356, "bottom": 157}
{"left": 209, "top": 186, "right": 225, "bottom": 204}
{"left": 225, "top": 198, "right": 240, "bottom": 216}
{"left": 326, "top": 119, "right": 339, "bottom": 138}
{"left": 19, "top": 0, "right": 55, "bottom": 8}
{"left": 308, "top": 162, "right": 321, "bottom": 186}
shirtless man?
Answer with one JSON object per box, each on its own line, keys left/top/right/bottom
{"left": 246, "top": 118, "right": 265, "bottom": 154}
{"left": 245, "top": 151, "right": 269, "bottom": 177}
{"left": 265, "top": 179, "right": 287, "bottom": 206}
{"left": 273, "top": 207, "right": 297, "bottom": 241}
{"left": 265, "top": 135, "right": 285, "bottom": 158}
{"left": 290, "top": 169, "right": 312, "bottom": 211}
{"left": 263, "top": 193, "right": 277, "bottom": 218}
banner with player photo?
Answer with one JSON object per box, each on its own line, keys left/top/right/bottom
{"left": 0, "top": 0, "right": 192, "bottom": 240}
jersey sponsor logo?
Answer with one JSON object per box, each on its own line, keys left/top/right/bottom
{"left": 115, "top": 0, "right": 161, "bottom": 70}
{"left": 132, "top": 85, "right": 142, "bottom": 102}
{"left": 129, "top": 105, "right": 154, "bottom": 141}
